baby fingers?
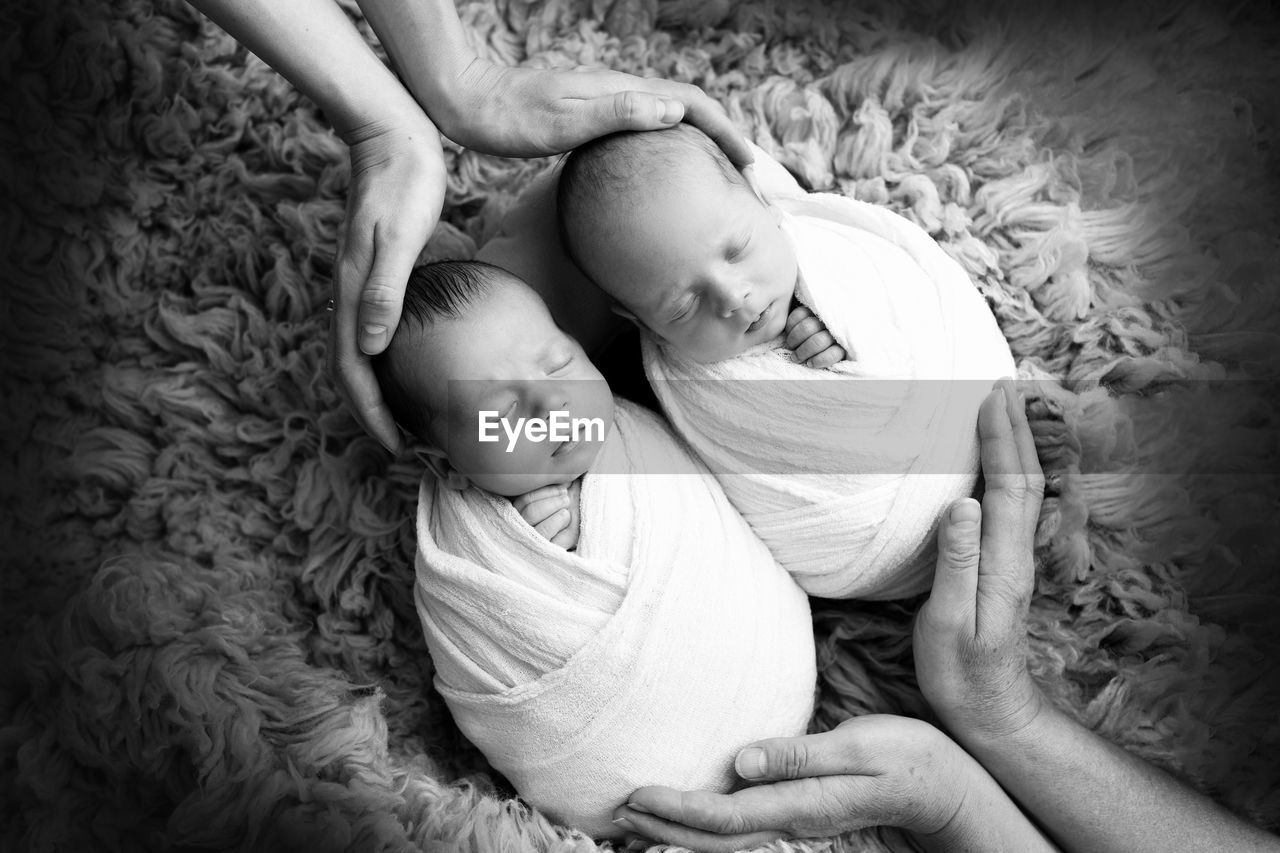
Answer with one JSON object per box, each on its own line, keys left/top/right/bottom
{"left": 784, "top": 305, "right": 815, "bottom": 336}
{"left": 515, "top": 490, "right": 571, "bottom": 527}
{"left": 793, "top": 331, "right": 836, "bottom": 364}
{"left": 532, "top": 508, "right": 572, "bottom": 541}
{"left": 806, "top": 345, "right": 846, "bottom": 369}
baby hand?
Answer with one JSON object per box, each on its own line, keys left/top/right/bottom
{"left": 785, "top": 305, "right": 846, "bottom": 369}
{"left": 512, "top": 483, "right": 581, "bottom": 550}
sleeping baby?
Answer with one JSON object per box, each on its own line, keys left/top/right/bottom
{"left": 372, "top": 260, "right": 816, "bottom": 839}
{"left": 557, "top": 125, "right": 1016, "bottom": 600}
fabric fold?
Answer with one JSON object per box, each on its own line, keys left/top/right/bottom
{"left": 644, "top": 193, "right": 1015, "bottom": 599}
{"left": 414, "top": 400, "right": 817, "bottom": 839}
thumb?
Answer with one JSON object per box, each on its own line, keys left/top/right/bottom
{"left": 734, "top": 725, "right": 880, "bottom": 782}
{"left": 581, "top": 90, "right": 685, "bottom": 133}
{"left": 923, "top": 499, "right": 983, "bottom": 628}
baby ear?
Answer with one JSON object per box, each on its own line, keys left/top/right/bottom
{"left": 415, "top": 446, "right": 471, "bottom": 491}
{"left": 741, "top": 163, "right": 768, "bottom": 205}
{"left": 608, "top": 300, "right": 641, "bottom": 327}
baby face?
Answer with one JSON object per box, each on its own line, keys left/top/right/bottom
{"left": 394, "top": 282, "right": 615, "bottom": 496}
{"left": 580, "top": 170, "right": 799, "bottom": 364}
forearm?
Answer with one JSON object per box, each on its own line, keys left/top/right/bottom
{"left": 354, "top": 0, "right": 475, "bottom": 129}
{"left": 914, "top": 743, "right": 1058, "bottom": 853}
{"left": 956, "top": 705, "right": 1279, "bottom": 853}
{"left": 187, "top": 0, "right": 429, "bottom": 140}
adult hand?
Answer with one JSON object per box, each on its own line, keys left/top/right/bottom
{"left": 329, "top": 114, "right": 446, "bottom": 452}
{"left": 611, "top": 715, "right": 972, "bottom": 852}
{"left": 913, "top": 379, "right": 1047, "bottom": 743}
{"left": 437, "top": 59, "right": 754, "bottom": 168}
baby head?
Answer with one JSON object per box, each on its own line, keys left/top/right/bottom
{"left": 373, "top": 260, "right": 615, "bottom": 497}
{"left": 557, "top": 124, "right": 799, "bottom": 364}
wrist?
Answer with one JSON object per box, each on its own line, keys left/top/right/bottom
{"left": 336, "top": 104, "right": 437, "bottom": 149}
{"left": 353, "top": 0, "right": 478, "bottom": 131}
{"left": 905, "top": 729, "right": 978, "bottom": 838}
{"left": 949, "top": 688, "right": 1053, "bottom": 757}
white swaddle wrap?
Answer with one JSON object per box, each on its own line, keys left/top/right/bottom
{"left": 414, "top": 399, "right": 816, "bottom": 839}
{"left": 643, "top": 193, "right": 1015, "bottom": 599}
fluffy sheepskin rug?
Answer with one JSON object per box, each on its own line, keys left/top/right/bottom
{"left": 3, "top": 0, "right": 1278, "bottom": 851}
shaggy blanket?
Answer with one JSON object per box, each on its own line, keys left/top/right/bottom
{"left": 4, "top": 1, "right": 1279, "bottom": 851}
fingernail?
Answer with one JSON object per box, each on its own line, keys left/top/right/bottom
{"left": 950, "top": 498, "right": 981, "bottom": 525}
{"left": 613, "top": 817, "right": 635, "bottom": 830}
{"left": 360, "top": 324, "right": 388, "bottom": 353}
{"left": 625, "top": 802, "right": 651, "bottom": 814}
{"left": 736, "top": 747, "right": 766, "bottom": 780}
{"left": 659, "top": 99, "right": 682, "bottom": 123}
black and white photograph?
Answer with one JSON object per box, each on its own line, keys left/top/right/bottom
{"left": 4, "top": 0, "right": 1279, "bottom": 850}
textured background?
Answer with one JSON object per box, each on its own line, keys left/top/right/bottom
{"left": 3, "top": 0, "right": 1279, "bottom": 850}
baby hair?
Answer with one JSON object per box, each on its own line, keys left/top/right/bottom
{"left": 556, "top": 124, "right": 749, "bottom": 283}
{"left": 372, "top": 259, "right": 514, "bottom": 441}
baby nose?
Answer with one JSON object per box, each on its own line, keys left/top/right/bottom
{"left": 535, "top": 385, "right": 570, "bottom": 418}
{"left": 714, "top": 280, "right": 750, "bottom": 318}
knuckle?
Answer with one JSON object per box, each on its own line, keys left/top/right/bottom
{"left": 615, "top": 90, "right": 642, "bottom": 123}
{"left": 360, "top": 286, "right": 401, "bottom": 315}
{"left": 772, "top": 740, "right": 809, "bottom": 780}
{"left": 679, "top": 792, "right": 722, "bottom": 830}
{"left": 943, "top": 538, "right": 980, "bottom": 568}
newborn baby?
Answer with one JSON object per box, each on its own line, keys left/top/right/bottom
{"left": 557, "top": 126, "right": 1015, "bottom": 599}
{"left": 374, "top": 260, "right": 816, "bottom": 839}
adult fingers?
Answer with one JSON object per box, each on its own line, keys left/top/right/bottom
{"left": 1001, "top": 377, "right": 1045, "bottom": 536}
{"left": 568, "top": 72, "right": 752, "bottom": 167}
{"left": 332, "top": 219, "right": 402, "bottom": 452}
{"left": 920, "top": 499, "right": 982, "bottom": 635}
{"left": 563, "top": 87, "right": 683, "bottom": 144}
{"left": 653, "top": 79, "right": 753, "bottom": 167}
{"left": 977, "top": 384, "right": 1036, "bottom": 552}
{"left": 975, "top": 383, "right": 1038, "bottom": 627}
{"left": 622, "top": 775, "right": 876, "bottom": 842}
{"left": 732, "top": 727, "right": 883, "bottom": 781}
{"left": 358, "top": 220, "right": 419, "bottom": 356}
{"left": 613, "top": 803, "right": 785, "bottom": 853}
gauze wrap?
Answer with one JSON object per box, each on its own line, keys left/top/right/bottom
{"left": 644, "top": 193, "right": 1015, "bottom": 599}
{"left": 414, "top": 400, "right": 816, "bottom": 839}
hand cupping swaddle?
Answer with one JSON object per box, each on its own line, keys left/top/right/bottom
{"left": 414, "top": 400, "right": 817, "bottom": 838}
{"left": 644, "top": 193, "right": 1016, "bottom": 599}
